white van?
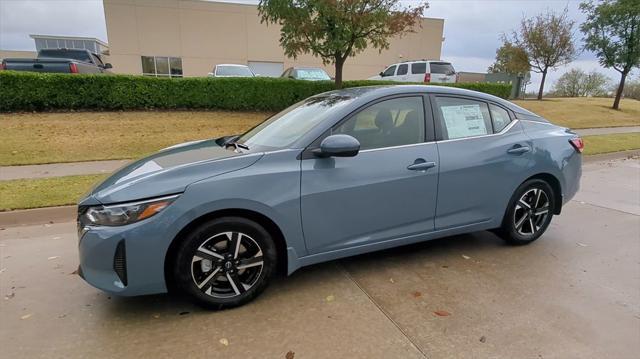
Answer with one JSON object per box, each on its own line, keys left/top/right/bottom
{"left": 368, "top": 60, "right": 457, "bottom": 83}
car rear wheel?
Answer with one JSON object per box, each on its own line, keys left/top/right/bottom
{"left": 173, "top": 217, "right": 276, "bottom": 309}
{"left": 498, "top": 179, "right": 555, "bottom": 245}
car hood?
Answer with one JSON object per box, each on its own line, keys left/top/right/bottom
{"left": 79, "top": 139, "right": 263, "bottom": 205}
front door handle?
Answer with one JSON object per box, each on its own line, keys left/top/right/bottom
{"left": 507, "top": 145, "right": 531, "bottom": 155}
{"left": 407, "top": 159, "right": 437, "bottom": 171}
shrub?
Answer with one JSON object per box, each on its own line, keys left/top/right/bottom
{"left": 0, "top": 71, "right": 512, "bottom": 112}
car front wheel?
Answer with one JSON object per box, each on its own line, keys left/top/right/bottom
{"left": 498, "top": 179, "right": 555, "bottom": 245}
{"left": 173, "top": 217, "right": 277, "bottom": 309}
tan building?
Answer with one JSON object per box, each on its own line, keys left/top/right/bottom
{"left": 103, "top": 0, "right": 444, "bottom": 79}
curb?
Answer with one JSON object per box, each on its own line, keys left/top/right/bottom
{"left": 1, "top": 150, "right": 638, "bottom": 228}
{"left": 0, "top": 205, "right": 76, "bottom": 228}
{"left": 583, "top": 149, "right": 640, "bottom": 163}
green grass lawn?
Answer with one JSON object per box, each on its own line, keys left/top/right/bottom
{"left": 513, "top": 97, "right": 640, "bottom": 129}
{"left": 1, "top": 97, "right": 638, "bottom": 166}
{"left": 0, "top": 111, "right": 267, "bottom": 166}
{"left": 0, "top": 174, "right": 105, "bottom": 211}
{"left": 583, "top": 132, "right": 640, "bottom": 156}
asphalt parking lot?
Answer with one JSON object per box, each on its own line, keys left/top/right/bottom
{"left": 1, "top": 156, "right": 639, "bottom": 359}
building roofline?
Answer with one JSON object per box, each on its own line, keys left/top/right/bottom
{"left": 29, "top": 34, "right": 108, "bottom": 47}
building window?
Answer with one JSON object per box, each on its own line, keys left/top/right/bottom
{"left": 141, "top": 56, "right": 183, "bottom": 78}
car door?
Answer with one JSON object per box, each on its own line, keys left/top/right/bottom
{"left": 409, "top": 62, "right": 427, "bottom": 82}
{"left": 300, "top": 95, "right": 439, "bottom": 254}
{"left": 431, "top": 95, "right": 531, "bottom": 230}
{"left": 396, "top": 63, "right": 409, "bottom": 82}
{"left": 380, "top": 65, "right": 397, "bottom": 81}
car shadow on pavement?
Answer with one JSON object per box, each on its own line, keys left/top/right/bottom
{"left": 103, "top": 230, "right": 506, "bottom": 315}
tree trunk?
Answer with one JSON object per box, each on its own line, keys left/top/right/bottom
{"left": 334, "top": 57, "right": 345, "bottom": 89}
{"left": 613, "top": 71, "right": 628, "bottom": 110}
{"left": 537, "top": 69, "right": 547, "bottom": 100}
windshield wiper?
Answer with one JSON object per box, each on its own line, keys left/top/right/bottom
{"left": 222, "top": 136, "right": 249, "bottom": 152}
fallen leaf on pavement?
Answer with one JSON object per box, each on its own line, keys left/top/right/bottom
{"left": 325, "top": 295, "right": 335, "bottom": 302}
{"left": 47, "top": 256, "right": 60, "bottom": 260}
{"left": 434, "top": 310, "right": 450, "bottom": 317}
{"left": 219, "top": 338, "right": 229, "bottom": 346}
{"left": 21, "top": 314, "right": 32, "bottom": 320}
{"left": 479, "top": 336, "right": 486, "bottom": 343}
{"left": 178, "top": 311, "right": 189, "bottom": 316}
{"left": 5, "top": 292, "right": 15, "bottom": 300}
{"left": 462, "top": 255, "right": 471, "bottom": 260}
{"left": 0, "top": 268, "right": 6, "bottom": 274}
{"left": 412, "top": 291, "right": 422, "bottom": 298}
{"left": 576, "top": 242, "right": 589, "bottom": 247}
{"left": 69, "top": 269, "right": 78, "bottom": 275}
{"left": 389, "top": 278, "right": 395, "bottom": 283}
{"left": 286, "top": 351, "right": 295, "bottom": 359}
{"left": 153, "top": 314, "right": 160, "bottom": 319}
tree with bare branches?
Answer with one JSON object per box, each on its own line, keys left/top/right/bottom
{"left": 509, "top": 9, "right": 577, "bottom": 100}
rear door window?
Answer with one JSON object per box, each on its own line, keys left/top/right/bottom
{"left": 411, "top": 62, "right": 426, "bottom": 74}
{"left": 397, "top": 64, "right": 408, "bottom": 75}
{"left": 435, "top": 97, "right": 492, "bottom": 140}
{"left": 489, "top": 104, "right": 511, "bottom": 132}
{"left": 429, "top": 62, "right": 455, "bottom": 74}
{"left": 382, "top": 65, "right": 397, "bottom": 77}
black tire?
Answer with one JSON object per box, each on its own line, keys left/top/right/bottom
{"left": 497, "top": 179, "right": 555, "bottom": 245}
{"left": 173, "top": 217, "right": 277, "bottom": 309}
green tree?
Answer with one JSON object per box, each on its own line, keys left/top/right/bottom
{"left": 553, "top": 68, "right": 610, "bottom": 97}
{"left": 257, "top": 0, "right": 427, "bottom": 88}
{"left": 509, "top": 8, "right": 577, "bottom": 100}
{"left": 488, "top": 40, "right": 530, "bottom": 75}
{"left": 580, "top": 0, "right": 640, "bottom": 109}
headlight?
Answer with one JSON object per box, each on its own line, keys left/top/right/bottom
{"left": 83, "top": 194, "right": 179, "bottom": 226}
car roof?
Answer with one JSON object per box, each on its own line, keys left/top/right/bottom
{"left": 313, "top": 85, "right": 538, "bottom": 117}
{"left": 216, "top": 64, "right": 250, "bottom": 67}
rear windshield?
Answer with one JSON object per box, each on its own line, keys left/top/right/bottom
{"left": 296, "top": 69, "right": 331, "bottom": 80}
{"left": 38, "top": 49, "right": 91, "bottom": 62}
{"left": 216, "top": 66, "right": 254, "bottom": 77}
{"left": 430, "top": 62, "right": 455, "bottom": 74}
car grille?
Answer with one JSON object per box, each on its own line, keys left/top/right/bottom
{"left": 113, "top": 240, "right": 128, "bottom": 286}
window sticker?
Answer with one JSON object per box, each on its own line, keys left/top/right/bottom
{"left": 441, "top": 104, "right": 488, "bottom": 139}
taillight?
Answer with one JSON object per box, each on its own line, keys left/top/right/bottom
{"left": 569, "top": 138, "right": 584, "bottom": 153}
{"left": 424, "top": 73, "right": 431, "bottom": 83}
{"left": 0, "top": 62, "right": 5, "bottom": 71}
{"left": 69, "top": 63, "right": 78, "bottom": 74}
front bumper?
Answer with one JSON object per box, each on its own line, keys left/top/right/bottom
{"left": 77, "top": 210, "right": 175, "bottom": 296}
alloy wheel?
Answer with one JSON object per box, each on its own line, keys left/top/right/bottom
{"left": 513, "top": 188, "right": 551, "bottom": 236}
{"left": 190, "top": 231, "right": 264, "bottom": 298}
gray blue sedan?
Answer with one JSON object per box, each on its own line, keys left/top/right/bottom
{"left": 77, "top": 85, "right": 582, "bottom": 309}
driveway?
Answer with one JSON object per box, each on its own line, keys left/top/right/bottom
{"left": 1, "top": 157, "right": 638, "bottom": 359}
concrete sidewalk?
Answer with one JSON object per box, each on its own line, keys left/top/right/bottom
{"left": 575, "top": 125, "right": 640, "bottom": 136}
{"left": 0, "top": 159, "right": 130, "bottom": 181}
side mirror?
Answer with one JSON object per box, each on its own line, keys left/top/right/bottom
{"left": 379, "top": 71, "right": 384, "bottom": 77}
{"left": 103, "top": 63, "right": 113, "bottom": 69}
{"left": 313, "top": 134, "right": 360, "bottom": 158}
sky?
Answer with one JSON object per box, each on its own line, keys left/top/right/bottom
{"left": 0, "top": 0, "right": 630, "bottom": 93}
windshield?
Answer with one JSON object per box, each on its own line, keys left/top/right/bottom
{"left": 237, "top": 95, "right": 355, "bottom": 150}
{"left": 38, "top": 49, "right": 91, "bottom": 62}
{"left": 430, "top": 62, "right": 455, "bottom": 75}
{"left": 216, "top": 66, "right": 254, "bottom": 77}
{"left": 296, "top": 69, "right": 331, "bottom": 80}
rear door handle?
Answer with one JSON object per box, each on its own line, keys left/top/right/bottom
{"left": 407, "top": 159, "right": 437, "bottom": 171}
{"left": 507, "top": 145, "right": 530, "bottom": 155}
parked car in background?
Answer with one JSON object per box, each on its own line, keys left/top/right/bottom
{"left": 368, "top": 60, "right": 456, "bottom": 83}
{"left": 209, "top": 64, "right": 255, "bottom": 77}
{"left": 77, "top": 85, "right": 582, "bottom": 309}
{"left": 0, "top": 49, "right": 112, "bottom": 74}
{"left": 281, "top": 67, "right": 331, "bottom": 81}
